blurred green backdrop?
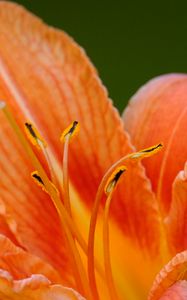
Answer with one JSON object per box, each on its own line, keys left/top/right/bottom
{"left": 12, "top": 0, "right": 187, "bottom": 112}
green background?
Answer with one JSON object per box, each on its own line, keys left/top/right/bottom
{"left": 11, "top": 0, "right": 187, "bottom": 112}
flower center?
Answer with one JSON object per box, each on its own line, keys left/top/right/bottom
{"left": 0, "top": 101, "right": 164, "bottom": 300}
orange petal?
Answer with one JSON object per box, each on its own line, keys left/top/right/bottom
{"left": 0, "top": 270, "right": 84, "bottom": 300}
{"left": 166, "top": 162, "right": 187, "bottom": 254}
{"left": 0, "top": 234, "right": 62, "bottom": 283}
{"left": 0, "top": 2, "right": 163, "bottom": 254}
{"left": 123, "top": 74, "right": 187, "bottom": 213}
{"left": 0, "top": 1, "right": 133, "bottom": 205}
{"left": 0, "top": 235, "right": 83, "bottom": 298}
{"left": 158, "top": 281, "right": 187, "bottom": 300}
{"left": 0, "top": 112, "right": 72, "bottom": 283}
{"left": 148, "top": 251, "right": 187, "bottom": 300}
{"left": 112, "top": 162, "right": 164, "bottom": 257}
{"left": 0, "top": 214, "right": 20, "bottom": 247}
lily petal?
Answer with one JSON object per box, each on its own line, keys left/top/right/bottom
{"left": 0, "top": 214, "right": 20, "bottom": 247}
{"left": 0, "top": 1, "right": 162, "bottom": 254}
{"left": 112, "top": 162, "right": 162, "bottom": 256}
{"left": 0, "top": 234, "right": 63, "bottom": 283}
{"left": 0, "top": 236, "right": 84, "bottom": 298}
{"left": 0, "top": 235, "right": 83, "bottom": 297}
{"left": 0, "top": 0, "right": 133, "bottom": 205}
{"left": 148, "top": 251, "right": 187, "bottom": 300}
{"left": 158, "top": 281, "right": 187, "bottom": 300}
{"left": 0, "top": 271, "right": 84, "bottom": 300}
{"left": 0, "top": 112, "right": 72, "bottom": 282}
{"left": 123, "top": 74, "right": 187, "bottom": 213}
{"left": 166, "top": 162, "right": 187, "bottom": 254}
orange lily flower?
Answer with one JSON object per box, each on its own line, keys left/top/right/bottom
{"left": 0, "top": 2, "right": 186, "bottom": 300}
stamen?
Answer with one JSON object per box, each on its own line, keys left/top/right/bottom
{"left": 24, "top": 122, "right": 57, "bottom": 183}
{"left": 130, "top": 143, "right": 163, "bottom": 159}
{"left": 32, "top": 171, "right": 45, "bottom": 187}
{"left": 2, "top": 104, "right": 90, "bottom": 259}
{"left": 24, "top": 122, "right": 46, "bottom": 149}
{"left": 87, "top": 143, "right": 163, "bottom": 300}
{"left": 31, "top": 170, "right": 93, "bottom": 300}
{"left": 103, "top": 167, "right": 126, "bottom": 300}
{"left": 60, "top": 120, "right": 80, "bottom": 142}
{"left": 105, "top": 166, "right": 127, "bottom": 195}
{"left": 60, "top": 121, "right": 80, "bottom": 215}
{"left": 32, "top": 173, "right": 92, "bottom": 277}
{"left": 0, "top": 103, "right": 93, "bottom": 299}
{"left": 31, "top": 171, "right": 59, "bottom": 196}
{"left": 1, "top": 104, "right": 50, "bottom": 183}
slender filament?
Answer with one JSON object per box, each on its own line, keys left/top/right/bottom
{"left": 63, "top": 135, "right": 72, "bottom": 215}
{"left": 103, "top": 190, "right": 119, "bottom": 300}
{"left": 32, "top": 170, "right": 92, "bottom": 299}
{"left": 103, "top": 166, "right": 126, "bottom": 300}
